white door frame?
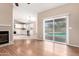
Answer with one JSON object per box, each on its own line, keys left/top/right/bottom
{"left": 43, "top": 14, "right": 69, "bottom": 45}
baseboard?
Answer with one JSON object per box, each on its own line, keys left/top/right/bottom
{"left": 67, "top": 44, "right": 79, "bottom": 48}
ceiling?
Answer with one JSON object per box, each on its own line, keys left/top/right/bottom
{"left": 13, "top": 3, "right": 66, "bottom": 23}
{"left": 14, "top": 3, "right": 66, "bottom": 13}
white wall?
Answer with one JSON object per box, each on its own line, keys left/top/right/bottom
{"left": 0, "top": 3, "right": 13, "bottom": 25}
{"left": 38, "top": 4, "right": 79, "bottom": 47}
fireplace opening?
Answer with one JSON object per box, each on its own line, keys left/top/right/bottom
{"left": 0, "top": 31, "right": 9, "bottom": 45}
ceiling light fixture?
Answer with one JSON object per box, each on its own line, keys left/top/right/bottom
{"left": 15, "top": 3, "right": 19, "bottom": 7}
{"left": 27, "top": 3, "right": 31, "bottom": 5}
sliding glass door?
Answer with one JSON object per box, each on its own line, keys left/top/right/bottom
{"left": 43, "top": 16, "right": 68, "bottom": 44}
{"left": 45, "top": 20, "right": 53, "bottom": 41}
{"left": 54, "top": 18, "right": 66, "bottom": 43}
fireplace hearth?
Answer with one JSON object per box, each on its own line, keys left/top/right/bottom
{"left": 0, "top": 31, "right": 9, "bottom": 45}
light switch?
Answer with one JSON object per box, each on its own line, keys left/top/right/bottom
{"left": 69, "top": 27, "right": 72, "bottom": 29}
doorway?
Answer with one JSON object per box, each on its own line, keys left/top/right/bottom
{"left": 43, "top": 15, "right": 69, "bottom": 44}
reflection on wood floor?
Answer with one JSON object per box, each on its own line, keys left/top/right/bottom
{"left": 0, "top": 39, "right": 79, "bottom": 56}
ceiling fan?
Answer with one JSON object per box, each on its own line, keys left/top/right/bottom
{"left": 15, "top": 3, "right": 31, "bottom": 7}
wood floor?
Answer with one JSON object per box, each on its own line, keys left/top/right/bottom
{"left": 0, "top": 39, "right": 79, "bottom": 56}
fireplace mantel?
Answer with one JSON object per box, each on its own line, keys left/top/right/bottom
{"left": 0, "top": 26, "right": 13, "bottom": 46}
{"left": 0, "top": 24, "right": 11, "bottom": 27}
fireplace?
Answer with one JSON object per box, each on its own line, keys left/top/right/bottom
{"left": 0, "top": 31, "right": 9, "bottom": 45}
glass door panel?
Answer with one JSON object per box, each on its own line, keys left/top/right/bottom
{"left": 54, "top": 18, "right": 66, "bottom": 43}
{"left": 45, "top": 20, "right": 53, "bottom": 41}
